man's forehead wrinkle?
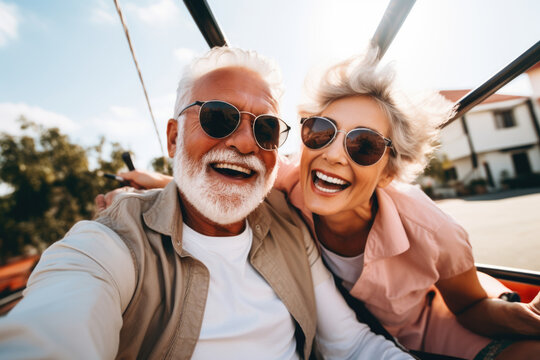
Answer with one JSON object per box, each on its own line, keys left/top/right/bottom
{"left": 190, "top": 67, "right": 279, "bottom": 115}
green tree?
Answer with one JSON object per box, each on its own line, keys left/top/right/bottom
{"left": 423, "top": 155, "right": 446, "bottom": 183}
{"left": 0, "top": 117, "right": 128, "bottom": 264}
{"left": 151, "top": 155, "right": 173, "bottom": 175}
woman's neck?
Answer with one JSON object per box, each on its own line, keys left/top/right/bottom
{"left": 314, "top": 196, "right": 378, "bottom": 257}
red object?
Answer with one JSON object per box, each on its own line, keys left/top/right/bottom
{"left": 0, "top": 255, "right": 40, "bottom": 294}
{"left": 499, "top": 279, "right": 540, "bottom": 303}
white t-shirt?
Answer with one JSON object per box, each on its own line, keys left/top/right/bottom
{"left": 182, "top": 222, "right": 297, "bottom": 360}
{"left": 320, "top": 244, "right": 365, "bottom": 291}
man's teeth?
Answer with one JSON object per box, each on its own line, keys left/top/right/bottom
{"left": 315, "top": 171, "right": 347, "bottom": 185}
{"left": 214, "top": 163, "right": 252, "bottom": 175}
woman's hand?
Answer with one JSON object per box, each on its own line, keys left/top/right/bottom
{"left": 95, "top": 170, "right": 173, "bottom": 213}
{"left": 117, "top": 170, "right": 173, "bottom": 190}
{"left": 437, "top": 267, "right": 540, "bottom": 337}
{"left": 94, "top": 187, "right": 134, "bottom": 213}
{"left": 525, "top": 291, "right": 540, "bottom": 322}
{"left": 525, "top": 291, "right": 540, "bottom": 317}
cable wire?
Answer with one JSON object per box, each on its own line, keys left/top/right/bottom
{"left": 113, "top": 0, "right": 166, "bottom": 161}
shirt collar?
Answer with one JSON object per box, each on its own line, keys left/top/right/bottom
{"left": 364, "top": 185, "right": 410, "bottom": 262}
{"left": 142, "top": 181, "right": 272, "bottom": 254}
{"left": 143, "top": 181, "right": 182, "bottom": 243}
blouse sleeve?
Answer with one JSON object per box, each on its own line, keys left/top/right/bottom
{"left": 435, "top": 216, "right": 475, "bottom": 280}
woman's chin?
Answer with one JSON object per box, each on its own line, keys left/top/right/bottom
{"left": 304, "top": 197, "right": 341, "bottom": 217}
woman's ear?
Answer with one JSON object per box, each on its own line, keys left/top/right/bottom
{"left": 166, "top": 119, "right": 178, "bottom": 158}
{"left": 377, "top": 170, "right": 394, "bottom": 188}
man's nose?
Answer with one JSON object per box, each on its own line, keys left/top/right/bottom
{"left": 224, "top": 115, "right": 259, "bottom": 154}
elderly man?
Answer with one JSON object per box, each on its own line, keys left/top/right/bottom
{"left": 0, "top": 47, "right": 410, "bottom": 359}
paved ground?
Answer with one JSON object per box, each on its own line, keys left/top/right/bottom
{"left": 435, "top": 187, "right": 540, "bottom": 272}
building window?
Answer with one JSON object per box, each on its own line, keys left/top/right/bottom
{"left": 444, "top": 167, "right": 458, "bottom": 181}
{"left": 494, "top": 109, "right": 516, "bottom": 129}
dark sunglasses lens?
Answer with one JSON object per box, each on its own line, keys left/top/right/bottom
{"left": 346, "top": 129, "right": 386, "bottom": 166}
{"left": 301, "top": 117, "right": 335, "bottom": 149}
{"left": 199, "top": 101, "right": 239, "bottom": 138}
{"left": 254, "top": 116, "right": 284, "bottom": 150}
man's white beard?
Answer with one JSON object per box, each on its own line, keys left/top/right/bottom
{"left": 173, "top": 134, "right": 278, "bottom": 225}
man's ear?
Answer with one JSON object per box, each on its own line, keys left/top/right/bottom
{"left": 167, "top": 119, "right": 178, "bottom": 158}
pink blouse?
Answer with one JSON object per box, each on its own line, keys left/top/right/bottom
{"left": 276, "top": 154, "right": 508, "bottom": 359}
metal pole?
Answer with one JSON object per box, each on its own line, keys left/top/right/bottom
{"left": 371, "top": 0, "right": 416, "bottom": 60}
{"left": 442, "top": 41, "right": 540, "bottom": 128}
{"left": 182, "top": 0, "right": 228, "bottom": 48}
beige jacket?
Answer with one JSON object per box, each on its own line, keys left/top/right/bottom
{"left": 96, "top": 181, "right": 319, "bottom": 359}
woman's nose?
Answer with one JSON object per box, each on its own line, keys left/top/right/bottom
{"left": 322, "top": 132, "right": 348, "bottom": 165}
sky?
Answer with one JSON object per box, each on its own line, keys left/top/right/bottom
{"left": 0, "top": 0, "right": 539, "bottom": 170}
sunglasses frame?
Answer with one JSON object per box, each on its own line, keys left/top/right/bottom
{"left": 301, "top": 116, "right": 394, "bottom": 166}
{"left": 178, "top": 100, "right": 291, "bottom": 151}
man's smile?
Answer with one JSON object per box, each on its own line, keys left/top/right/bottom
{"left": 210, "top": 162, "right": 256, "bottom": 179}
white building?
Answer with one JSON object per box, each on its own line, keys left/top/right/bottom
{"left": 437, "top": 63, "right": 540, "bottom": 190}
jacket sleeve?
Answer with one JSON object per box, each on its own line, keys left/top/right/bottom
{"left": 0, "top": 220, "right": 136, "bottom": 360}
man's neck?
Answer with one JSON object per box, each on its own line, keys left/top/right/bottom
{"left": 180, "top": 194, "right": 246, "bottom": 236}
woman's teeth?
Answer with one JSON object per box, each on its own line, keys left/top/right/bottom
{"left": 313, "top": 171, "right": 350, "bottom": 193}
{"left": 315, "top": 171, "right": 347, "bottom": 185}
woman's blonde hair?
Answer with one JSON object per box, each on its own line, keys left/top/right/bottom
{"left": 299, "top": 48, "right": 453, "bottom": 183}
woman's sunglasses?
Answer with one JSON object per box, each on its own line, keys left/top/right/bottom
{"left": 178, "top": 100, "right": 291, "bottom": 151}
{"left": 301, "top": 116, "right": 394, "bottom": 166}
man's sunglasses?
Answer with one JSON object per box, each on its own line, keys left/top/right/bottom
{"left": 301, "top": 116, "right": 394, "bottom": 166}
{"left": 178, "top": 100, "right": 291, "bottom": 151}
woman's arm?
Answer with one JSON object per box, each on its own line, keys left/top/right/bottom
{"left": 118, "top": 170, "right": 173, "bottom": 189}
{"left": 96, "top": 154, "right": 300, "bottom": 212}
{"left": 95, "top": 170, "right": 173, "bottom": 211}
{"left": 436, "top": 266, "right": 540, "bottom": 337}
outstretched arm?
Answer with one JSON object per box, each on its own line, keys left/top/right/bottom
{"left": 0, "top": 221, "right": 136, "bottom": 359}
{"left": 436, "top": 266, "right": 540, "bottom": 337}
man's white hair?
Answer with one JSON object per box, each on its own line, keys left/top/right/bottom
{"left": 173, "top": 46, "right": 284, "bottom": 119}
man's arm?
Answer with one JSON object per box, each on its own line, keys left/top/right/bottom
{"left": 303, "top": 226, "right": 412, "bottom": 359}
{"left": 0, "top": 221, "right": 136, "bottom": 359}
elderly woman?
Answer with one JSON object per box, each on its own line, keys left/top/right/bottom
{"left": 97, "top": 50, "right": 540, "bottom": 359}
{"left": 275, "top": 50, "right": 540, "bottom": 359}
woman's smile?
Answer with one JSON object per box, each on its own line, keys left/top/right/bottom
{"left": 311, "top": 169, "right": 351, "bottom": 194}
